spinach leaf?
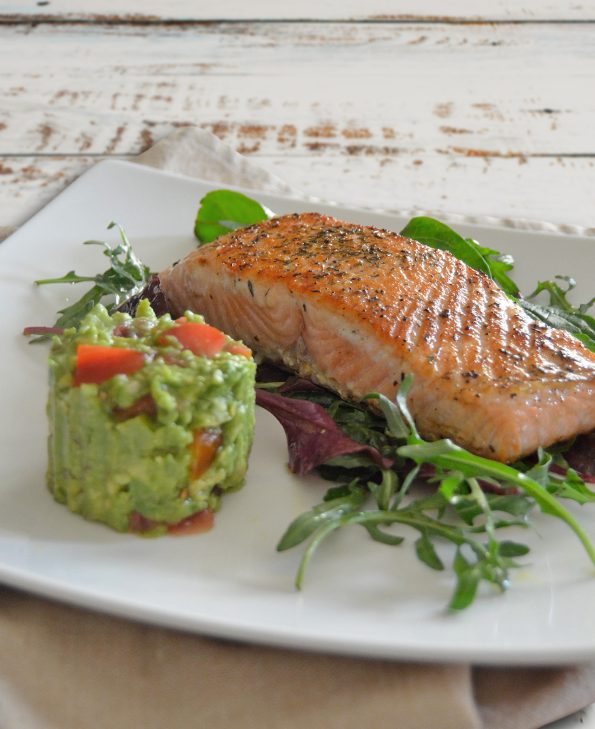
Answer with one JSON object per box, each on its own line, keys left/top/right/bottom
{"left": 400, "top": 216, "right": 519, "bottom": 297}
{"left": 194, "top": 190, "right": 269, "bottom": 244}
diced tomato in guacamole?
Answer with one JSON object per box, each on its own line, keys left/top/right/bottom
{"left": 46, "top": 300, "right": 255, "bottom": 535}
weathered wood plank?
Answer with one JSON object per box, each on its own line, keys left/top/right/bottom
{"left": 1, "top": 0, "right": 594, "bottom": 22}
{"left": 1, "top": 154, "right": 594, "bottom": 236}
{"left": 0, "top": 156, "right": 104, "bottom": 238}
{"left": 1, "top": 21, "right": 593, "bottom": 234}
{"left": 1, "top": 22, "right": 594, "bottom": 158}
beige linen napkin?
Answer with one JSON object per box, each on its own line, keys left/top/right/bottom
{"left": 1, "top": 128, "right": 594, "bottom": 729}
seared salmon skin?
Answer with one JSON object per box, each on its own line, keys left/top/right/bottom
{"left": 159, "top": 212, "right": 595, "bottom": 462}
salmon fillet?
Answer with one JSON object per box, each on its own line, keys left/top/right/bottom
{"left": 159, "top": 212, "right": 595, "bottom": 462}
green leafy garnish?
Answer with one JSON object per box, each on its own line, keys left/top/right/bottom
{"left": 400, "top": 216, "right": 519, "bottom": 297}
{"left": 401, "top": 217, "right": 595, "bottom": 350}
{"left": 194, "top": 189, "right": 269, "bottom": 244}
{"left": 275, "top": 375, "right": 595, "bottom": 610}
{"left": 33, "top": 223, "right": 150, "bottom": 335}
{"left": 518, "top": 276, "right": 595, "bottom": 352}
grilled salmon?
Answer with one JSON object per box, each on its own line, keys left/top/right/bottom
{"left": 159, "top": 212, "right": 595, "bottom": 462}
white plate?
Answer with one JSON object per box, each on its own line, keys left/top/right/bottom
{"left": 1, "top": 160, "right": 594, "bottom": 666}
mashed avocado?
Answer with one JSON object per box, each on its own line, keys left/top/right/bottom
{"left": 47, "top": 299, "right": 256, "bottom": 535}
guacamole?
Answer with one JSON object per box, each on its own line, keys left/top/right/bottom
{"left": 46, "top": 300, "right": 256, "bottom": 535}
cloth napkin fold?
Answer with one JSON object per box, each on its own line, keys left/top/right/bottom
{"left": 1, "top": 128, "right": 593, "bottom": 729}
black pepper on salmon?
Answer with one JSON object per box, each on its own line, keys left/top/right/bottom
{"left": 159, "top": 212, "right": 595, "bottom": 463}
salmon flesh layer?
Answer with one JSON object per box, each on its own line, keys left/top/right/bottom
{"left": 159, "top": 212, "right": 595, "bottom": 462}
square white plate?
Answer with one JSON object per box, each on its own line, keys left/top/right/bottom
{"left": 1, "top": 159, "right": 594, "bottom": 665}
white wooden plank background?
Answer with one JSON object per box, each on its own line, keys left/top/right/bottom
{"left": 1, "top": 18, "right": 594, "bottom": 235}
{"left": 1, "top": 0, "right": 595, "bottom": 21}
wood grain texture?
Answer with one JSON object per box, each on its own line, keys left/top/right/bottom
{"left": 1, "top": 21, "right": 594, "bottom": 158}
{"left": 0, "top": 18, "right": 594, "bottom": 233}
{"left": 1, "top": 0, "right": 595, "bottom": 22}
{"left": 1, "top": 153, "right": 594, "bottom": 237}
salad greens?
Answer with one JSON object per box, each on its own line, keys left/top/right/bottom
{"left": 520, "top": 276, "right": 595, "bottom": 352}
{"left": 32, "top": 189, "right": 595, "bottom": 609}
{"left": 194, "top": 189, "right": 268, "bottom": 244}
{"left": 399, "top": 216, "right": 519, "bottom": 297}
{"left": 399, "top": 218, "right": 595, "bottom": 351}
{"left": 267, "top": 374, "right": 595, "bottom": 610}
{"left": 32, "top": 223, "right": 151, "bottom": 336}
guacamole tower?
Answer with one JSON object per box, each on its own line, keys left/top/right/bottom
{"left": 46, "top": 300, "right": 256, "bottom": 535}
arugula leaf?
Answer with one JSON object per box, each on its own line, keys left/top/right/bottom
{"left": 276, "top": 484, "right": 367, "bottom": 551}
{"left": 397, "top": 439, "right": 595, "bottom": 560}
{"left": 519, "top": 276, "right": 595, "bottom": 352}
{"left": 528, "top": 275, "right": 595, "bottom": 314}
{"left": 269, "top": 374, "right": 595, "bottom": 610}
{"left": 194, "top": 190, "right": 269, "bottom": 244}
{"left": 400, "top": 216, "right": 519, "bottom": 297}
{"left": 31, "top": 223, "right": 151, "bottom": 338}
{"left": 415, "top": 532, "right": 444, "bottom": 571}
{"left": 400, "top": 217, "right": 594, "bottom": 350}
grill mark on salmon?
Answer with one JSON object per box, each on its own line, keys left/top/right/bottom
{"left": 159, "top": 212, "right": 595, "bottom": 462}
